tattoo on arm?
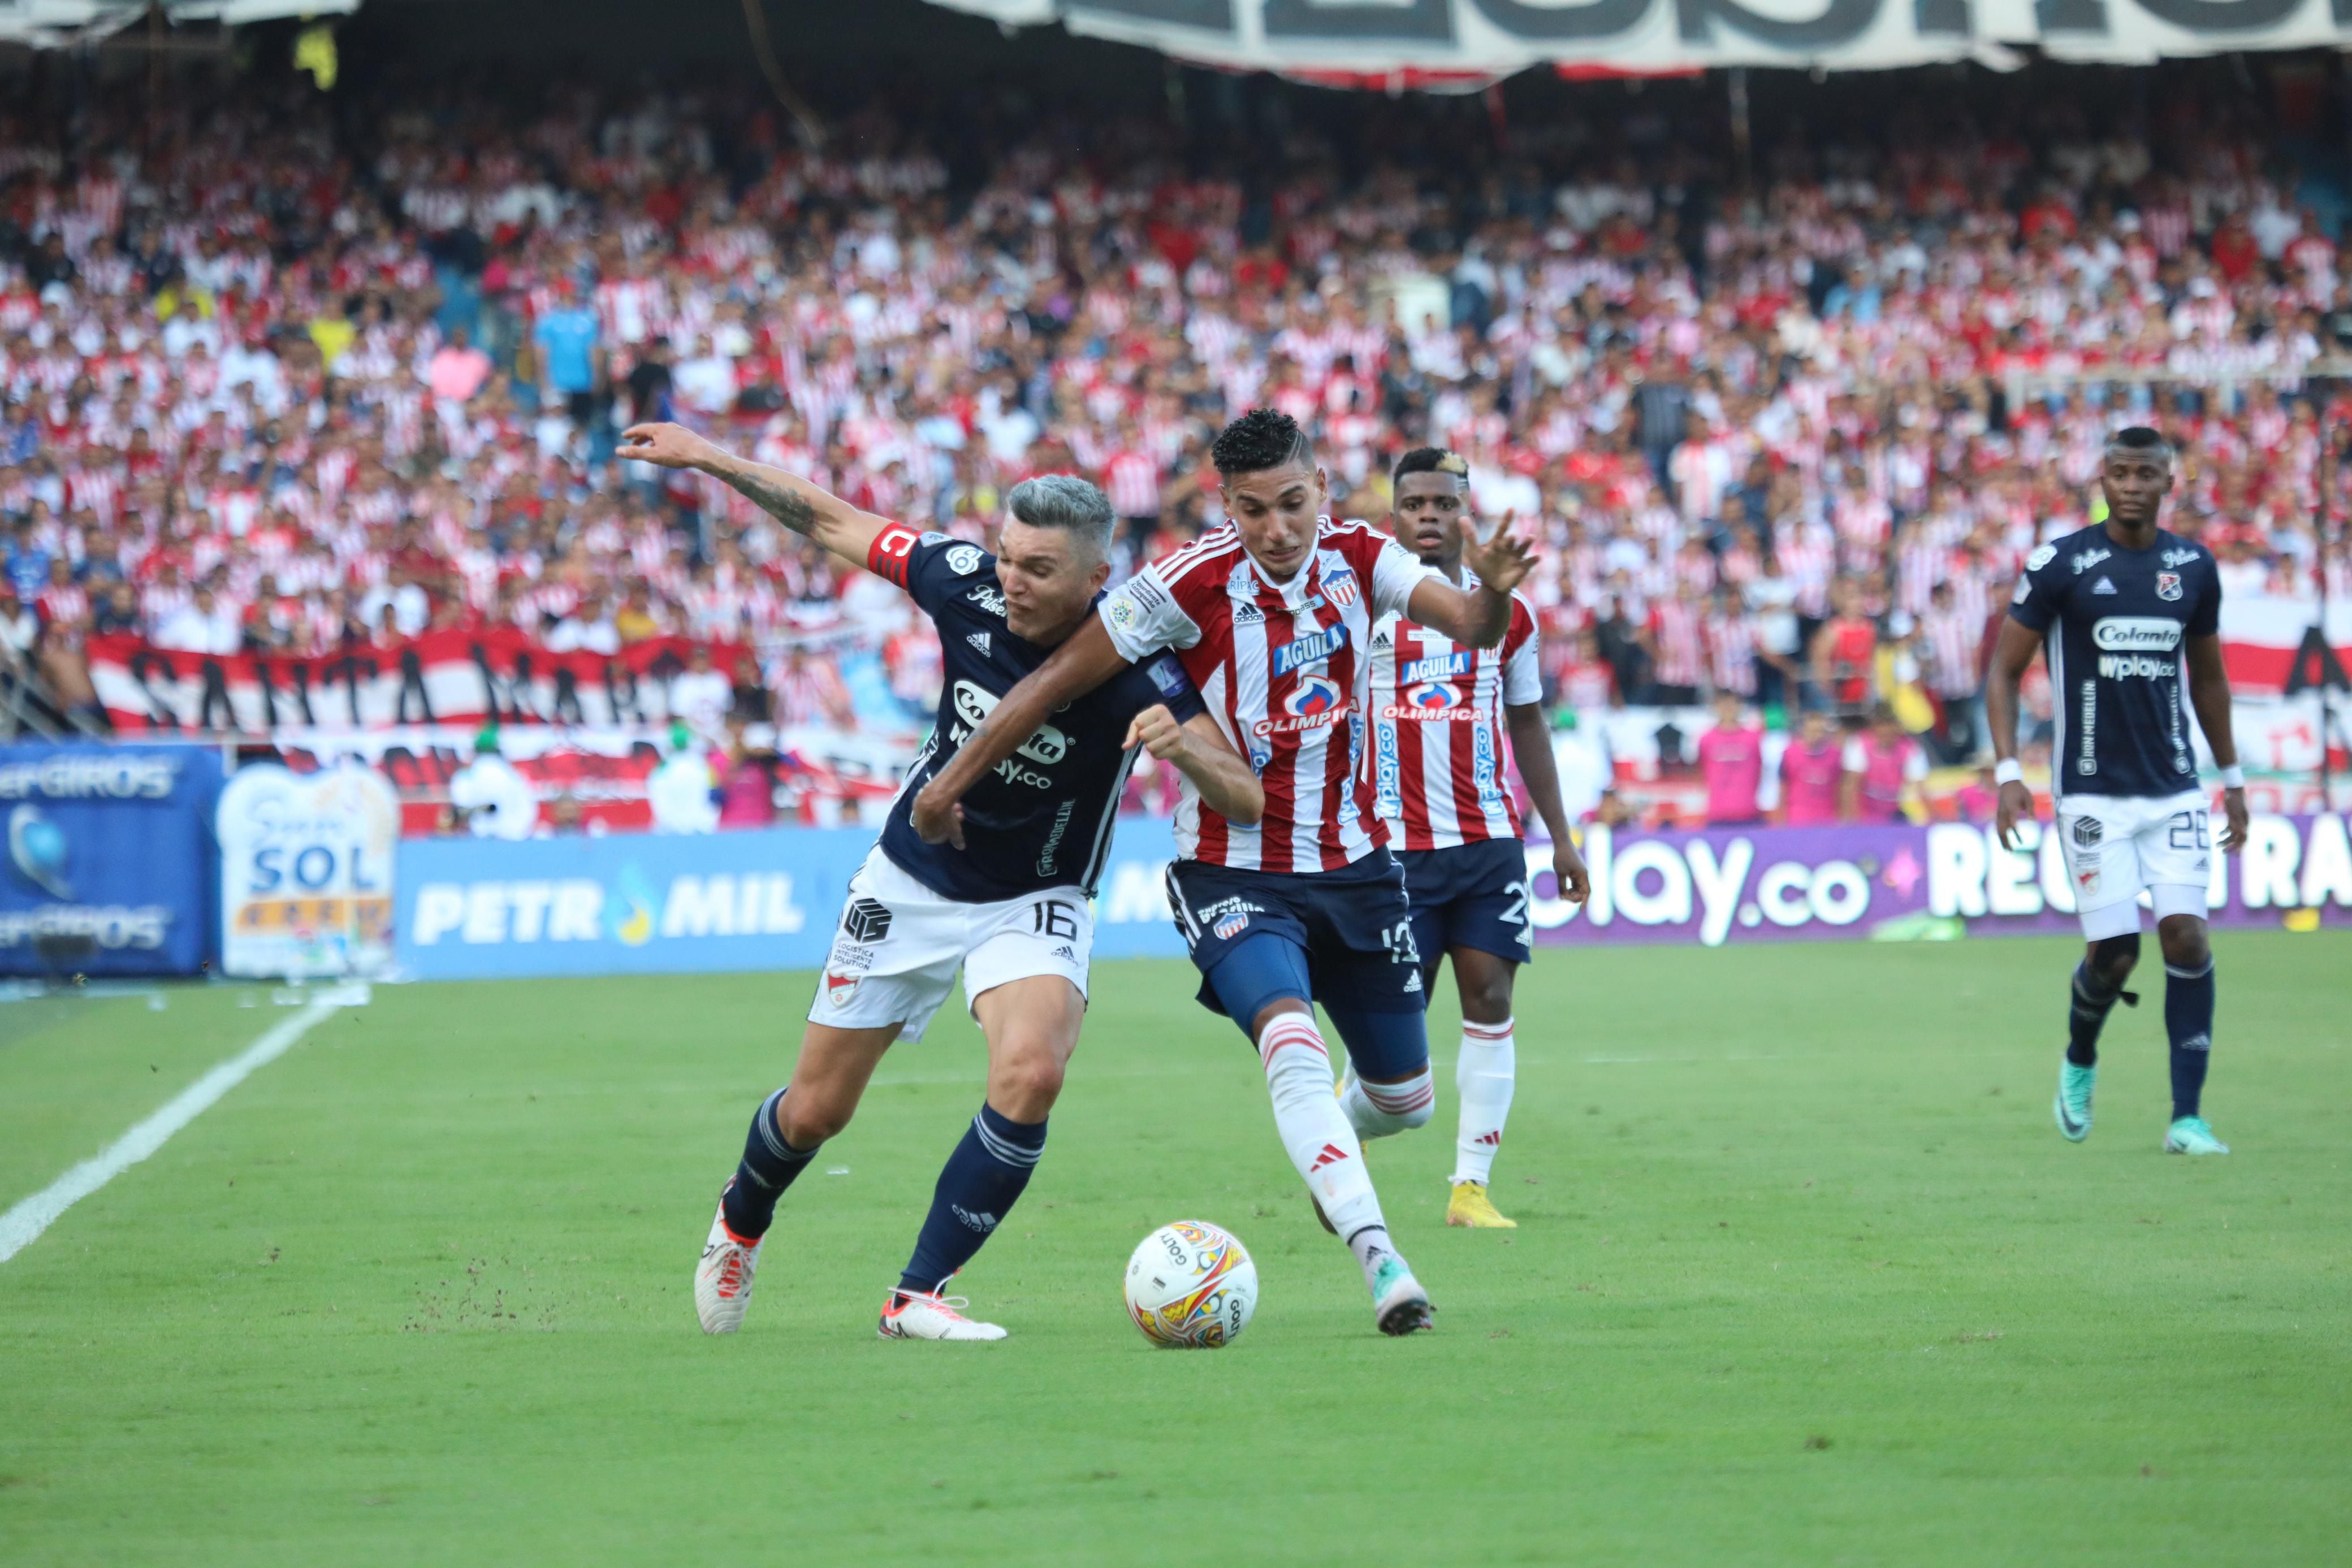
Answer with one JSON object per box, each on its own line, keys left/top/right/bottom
{"left": 720, "top": 462, "right": 819, "bottom": 536}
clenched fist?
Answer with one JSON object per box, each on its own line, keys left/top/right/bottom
{"left": 1123, "top": 703, "right": 1193, "bottom": 763}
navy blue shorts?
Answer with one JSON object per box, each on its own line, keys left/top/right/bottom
{"left": 1165, "top": 851, "right": 1424, "bottom": 1017}
{"left": 1399, "top": 838, "right": 1533, "bottom": 969}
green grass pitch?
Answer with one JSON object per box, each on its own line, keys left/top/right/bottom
{"left": 3, "top": 932, "right": 2348, "bottom": 1566}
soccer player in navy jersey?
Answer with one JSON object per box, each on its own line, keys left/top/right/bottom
{"left": 618, "top": 422, "right": 1264, "bottom": 1340}
{"left": 911, "top": 410, "right": 1537, "bottom": 1335}
{"left": 1986, "top": 426, "right": 2250, "bottom": 1156}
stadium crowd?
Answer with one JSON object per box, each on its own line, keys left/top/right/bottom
{"left": 2, "top": 64, "right": 2349, "bottom": 791}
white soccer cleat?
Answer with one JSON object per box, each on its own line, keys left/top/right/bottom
{"left": 877, "top": 1288, "right": 1008, "bottom": 1341}
{"left": 694, "top": 1197, "right": 764, "bottom": 1335}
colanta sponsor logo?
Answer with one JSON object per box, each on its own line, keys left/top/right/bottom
{"left": 952, "top": 681, "right": 1069, "bottom": 765}
{"left": 2092, "top": 617, "right": 2184, "bottom": 652}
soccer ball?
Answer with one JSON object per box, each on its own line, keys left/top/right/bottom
{"left": 1123, "top": 1220, "right": 1258, "bottom": 1348}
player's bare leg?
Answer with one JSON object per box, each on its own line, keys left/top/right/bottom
{"left": 879, "top": 974, "right": 1083, "bottom": 1340}
{"left": 698, "top": 1021, "right": 900, "bottom": 1334}
{"left": 1444, "top": 946, "right": 1520, "bottom": 1228}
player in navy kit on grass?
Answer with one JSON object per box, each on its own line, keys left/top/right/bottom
{"left": 617, "top": 423, "right": 1264, "bottom": 1340}
{"left": 1984, "top": 427, "right": 2250, "bottom": 1156}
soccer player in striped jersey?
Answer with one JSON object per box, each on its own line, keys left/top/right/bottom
{"left": 912, "top": 409, "right": 1537, "bottom": 1336}
{"left": 1367, "top": 448, "right": 1590, "bottom": 1229}
{"left": 619, "top": 423, "right": 1263, "bottom": 1341}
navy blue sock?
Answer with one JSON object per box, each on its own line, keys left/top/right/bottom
{"left": 897, "top": 1103, "right": 1046, "bottom": 1296}
{"left": 2164, "top": 960, "right": 2215, "bottom": 1120}
{"left": 2066, "top": 961, "right": 2123, "bottom": 1066}
{"left": 720, "top": 1088, "right": 817, "bottom": 1241}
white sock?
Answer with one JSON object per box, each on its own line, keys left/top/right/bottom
{"left": 1259, "top": 1013, "right": 1390, "bottom": 1261}
{"left": 1452, "top": 1017, "right": 1516, "bottom": 1185}
{"left": 1341, "top": 1066, "right": 1436, "bottom": 1140}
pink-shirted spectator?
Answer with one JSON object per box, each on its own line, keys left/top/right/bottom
{"left": 1842, "top": 708, "right": 1929, "bottom": 822}
{"left": 716, "top": 725, "right": 781, "bottom": 828}
{"left": 1779, "top": 709, "right": 1847, "bottom": 827}
{"left": 426, "top": 328, "right": 492, "bottom": 405}
{"left": 1697, "top": 694, "right": 1766, "bottom": 826}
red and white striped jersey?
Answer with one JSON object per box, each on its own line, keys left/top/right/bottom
{"left": 1367, "top": 570, "right": 1541, "bottom": 851}
{"left": 1098, "top": 516, "right": 1439, "bottom": 874}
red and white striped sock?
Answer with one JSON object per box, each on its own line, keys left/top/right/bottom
{"left": 1453, "top": 1017, "right": 1516, "bottom": 1185}
{"left": 1340, "top": 1066, "right": 1436, "bottom": 1140}
{"left": 1259, "top": 1011, "right": 1387, "bottom": 1250}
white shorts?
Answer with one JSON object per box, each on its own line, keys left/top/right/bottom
{"left": 806, "top": 847, "right": 1092, "bottom": 1042}
{"left": 2054, "top": 791, "right": 2213, "bottom": 941}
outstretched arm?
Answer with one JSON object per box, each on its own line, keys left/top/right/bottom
{"left": 617, "top": 422, "right": 898, "bottom": 570}
{"left": 910, "top": 614, "right": 1132, "bottom": 847}
{"left": 1505, "top": 700, "right": 1588, "bottom": 903}
{"left": 2184, "top": 633, "right": 2250, "bottom": 852}
{"left": 1403, "top": 515, "right": 1537, "bottom": 649}
{"left": 1984, "top": 616, "right": 2041, "bottom": 850}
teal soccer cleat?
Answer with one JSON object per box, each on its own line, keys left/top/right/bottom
{"left": 2163, "top": 1116, "right": 2230, "bottom": 1156}
{"left": 2054, "top": 1060, "right": 2095, "bottom": 1142}
{"left": 1369, "top": 1253, "right": 1433, "bottom": 1337}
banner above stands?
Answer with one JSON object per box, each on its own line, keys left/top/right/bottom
{"left": 88, "top": 631, "right": 750, "bottom": 736}
{"left": 927, "top": 0, "right": 2352, "bottom": 75}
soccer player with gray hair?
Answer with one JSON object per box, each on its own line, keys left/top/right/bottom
{"left": 619, "top": 422, "right": 1263, "bottom": 1340}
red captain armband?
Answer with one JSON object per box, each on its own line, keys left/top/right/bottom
{"left": 867, "top": 525, "right": 922, "bottom": 587}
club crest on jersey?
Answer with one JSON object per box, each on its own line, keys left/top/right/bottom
{"left": 2156, "top": 571, "right": 2183, "bottom": 601}
{"left": 1273, "top": 621, "right": 1347, "bottom": 675}
{"left": 1214, "top": 912, "right": 1249, "bottom": 939}
{"left": 1321, "top": 567, "right": 1359, "bottom": 609}
{"left": 825, "top": 972, "right": 862, "bottom": 1006}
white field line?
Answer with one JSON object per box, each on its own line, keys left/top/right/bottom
{"left": 0, "top": 992, "right": 354, "bottom": 1263}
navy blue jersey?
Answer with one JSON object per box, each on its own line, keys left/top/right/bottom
{"left": 866, "top": 525, "right": 1206, "bottom": 903}
{"left": 2008, "top": 523, "right": 2221, "bottom": 799}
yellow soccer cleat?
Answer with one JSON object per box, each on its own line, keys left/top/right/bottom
{"left": 1446, "top": 1181, "right": 1518, "bottom": 1229}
